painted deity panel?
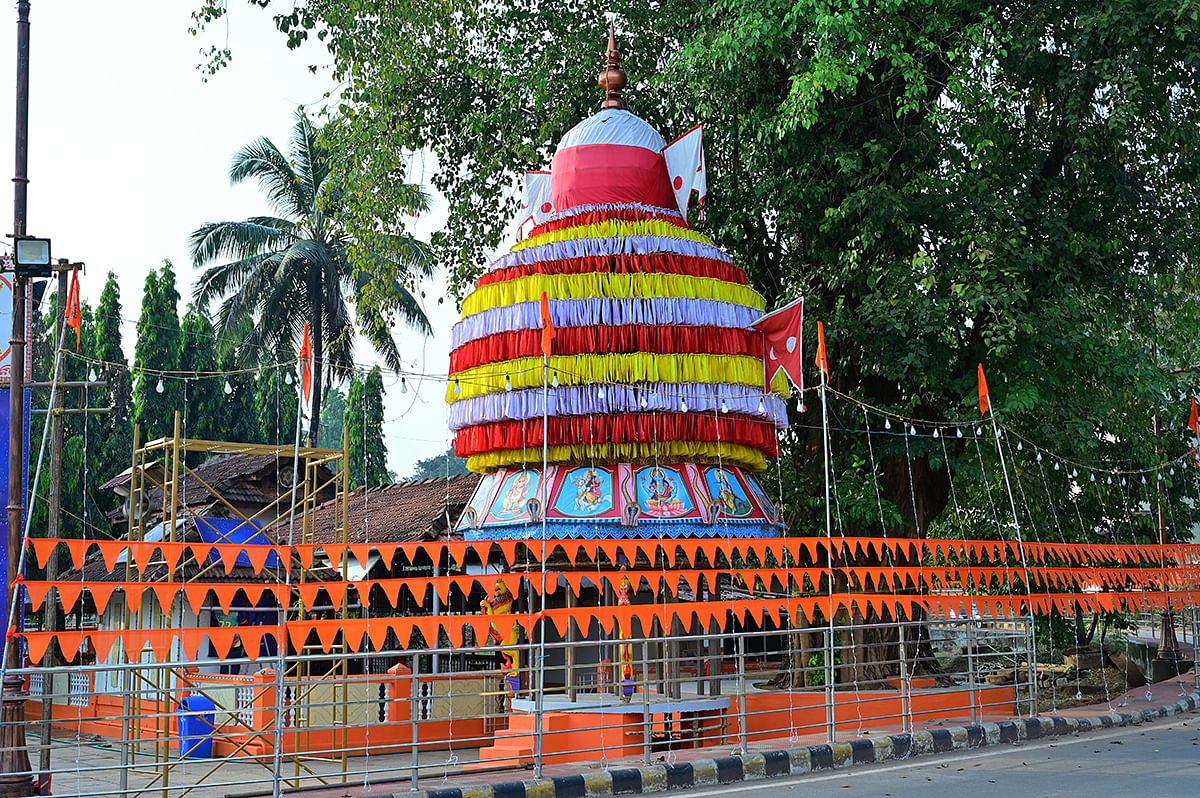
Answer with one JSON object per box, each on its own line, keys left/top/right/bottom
{"left": 636, "top": 466, "right": 694, "bottom": 518}
{"left": 704, "top": 468, "right": 753, "bottom": 518}
{"left": 744, "top": 473, "right": 776, "bottom": 518}
{"left": 457, "top": 472, "right": 495, "bottom": 530}
{"left": 489, "top": 470, "right": 540, "bottom": 521}
{"left": 553, "top": 467, "right": 615, "bottom": 517}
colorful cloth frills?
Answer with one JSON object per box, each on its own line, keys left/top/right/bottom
{"left": 452, "top": 413, "right": 780, "bottom": 458}
{"left": 461, "top": 273, "right": 766, "bottom": 319}
{"left": 463, "top": 519, "right": 784, "bottom": 541}
{"left": 486, "top": 235, "right": 731, "bottom": 273}
{"left": 463, "top": 439, "right": 763, "bottom": 470}
{"left": 449, "top": 325, "right": 764, "bottom": 373}
{"left": 478, "top": 253, "right": 749, "bottom": 288}
{"left": 446, "top": 383, "right": 788, "bottom": 431}
{"left": 512, "top": 219, "right": 715, "bottom": 254}
{"left": 451, "top": 298, "right": 764, "bottom": 350}
{"left": 464, "top": 442, "right": 769, "bottom": 472}
{"left": 446, "top": 354, "right": 791, "bottom": 402}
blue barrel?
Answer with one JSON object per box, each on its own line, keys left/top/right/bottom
{"left": 176, "top": 695, "right": 217, "bottom": 758}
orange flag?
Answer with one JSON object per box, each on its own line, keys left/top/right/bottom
{"left": 539, "top": 290, "right": 555, "bottom": 358}
{"left": 299, "top": 322, "right": 313, "bottom": 407}
{"left": 815, "top": 321, "right": 829, "bottom": 376}
{"left": 977, "top": 363, "right": 990, "bottom": 416}
{"left": 1188, "top": 397, "right": 1198, "bottom": 435}
{"left": 65, "top": 266, "right": 82, "bottom": 349}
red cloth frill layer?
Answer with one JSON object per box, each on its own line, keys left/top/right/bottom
{"left": 527, "top": 206, "right": 688, "bottom": 238}
{"left": 453, "top": 412, "right": 780, "bottom": 459}
{"left": 449, "top": 324, "right": 765, "bottom": 373}
{"left": 477, "top": 253, "right": 749, "bottom": 288}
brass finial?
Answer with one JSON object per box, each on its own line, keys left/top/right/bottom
{"left": 598, "top": 23, "right": 627, "bottom": 110}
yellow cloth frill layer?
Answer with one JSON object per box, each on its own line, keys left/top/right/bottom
{"left": 468, "top": 441, "right": 769, "bottom": 473}
{"left": 461, "top": 273, "right": 767, "bottom": 319}
{"left": 511, "top": 219, "right": 716, "bottom": 253}
{"left": 446, "top": 353, "right": 791, "bottom": 403}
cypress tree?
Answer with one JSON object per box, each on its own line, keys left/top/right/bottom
{"left": 317, "top": 387, "right": 346, "bottom": 449}
{"left": 179, "top": 306, "right": 223, "bottom": 449}
{"left": 345, "top": 367, "right": 388, "bottom": 487}
{"left": 132, "top": 262, "right": 183, "bottom": 441}
{"left": 94, "top": 271, "right": 132, "bottom": 487}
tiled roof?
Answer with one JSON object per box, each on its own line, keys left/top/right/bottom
{"left": 310, "top": 474, "right": 482, "bottom": 545}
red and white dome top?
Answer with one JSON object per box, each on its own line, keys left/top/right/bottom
{"left": 550, "top": 109, "right": 676, "bottom": 212}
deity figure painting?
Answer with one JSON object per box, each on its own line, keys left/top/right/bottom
{"left": 706, "top": 468, "right": 752, "bottom": 518}
{"left": 492, "top": 470, "right": 539, "bottom": 520}
{"left": 638, "top": 466, "right": 690, "bottom": 517}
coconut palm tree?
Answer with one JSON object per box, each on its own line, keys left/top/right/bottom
{"left": 190, "top": 112, "right": 432, "bottom": 443}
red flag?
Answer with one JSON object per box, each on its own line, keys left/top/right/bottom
{"left": 815, "top": 320, "right": 828, "bottom": 377}
{"left": 1188, "top": 397, "right": 1198, "bottom": 435}
{"left": 539, "top": 291, "right": 555, "bottom": 359}
{"left": 750, "top": 298, "right": 803, "bottom": 390}
{"left": 299, "top": 322, "right": 313, "bottom": 407}
{"left": 65, "top": 266, "right": 82, "bottom": 350}
{"left": 978, "top": 363, "right": 990, "bottom": 417}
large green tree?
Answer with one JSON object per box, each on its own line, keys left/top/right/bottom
{"left": 346, "top": 367, "right": 389, "bottom": 488}
{"left": 189, "top": 112, "right": 434, "bottom": 444}
{"left": 179, "top": 306, "right": 223, "bottom": 447}
{"left": 94, "top": 271, "right": 133, "bottom": 491}
{"left": 132, "top": 262, "right": 184, "bottom": 443}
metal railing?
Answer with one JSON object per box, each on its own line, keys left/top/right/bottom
{"left": 0, "top": 612, "right": 1061, "bottom": 797}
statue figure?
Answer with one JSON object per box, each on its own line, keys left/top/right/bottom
{"left": 481, "top": 577, "right": 521, "bottom": 709}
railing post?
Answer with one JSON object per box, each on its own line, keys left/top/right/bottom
{"left": 1192, "top": 608, "right": 1199, "bottom": 691}
{"left": 1026, "top": 618, "right": 1039, "bottom": 717}
{"left": 409, "top": 666, "right": 419, "bottom": 792}
{"left": 897, "top": 621, "right": 911, "bottom": 734}
{"left": 824, "top": 628, "right": 835, "bottom": 743}
{"left": 966, "top": 619, "right": 978, "bottom": 726}
{"left": 736, "top": 634, "right": 747, "bottom": 755}
{"left": 641, "top": 641, "right": 652, "bottom": 765}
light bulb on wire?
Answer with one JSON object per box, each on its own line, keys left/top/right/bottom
{"left": 757, "top": 396, "right": 765, "bottom": 414}
{"left": 155, "top": 377, "right": 164, "bottom": 394}
{"left": 551, "top": 371, "right": 559, "bottom": 388}
{"left": 504, "top": 374, "right": 512, "bottom": 392}
{"left": 680, "top": 397, "right": 688, "bottom": 413}
{"left": 285, "top": 371, "right": 293, "bottom": 385}
{"left": 720, "top": 399, "right": 728, "bottom": 414}
{"left": 884, "top": 418, "right": 892, "bottom": 430}
{"left": 87, "top": 366, "right": 97, "bottom": 382}
{"left": 400, "top": 377, "right": 407, "bottom": 394}
{"left": 224, "top": 379, "right": 233, "bottom": 395}
{"left": 453, "top": 379, "right": 461, "bottom": 396}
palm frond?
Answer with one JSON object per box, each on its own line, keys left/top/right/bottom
{"left": 230, "top": 137, "right": 310, "bottom": 219}
{"left": 193, "top": 251, "right": 281, "bottom": 310}
{"left": 188, "top": 219, "right": 295, "bottom": 266}
{"left": 290, "top": 113, "right": 331, "bottom": 215}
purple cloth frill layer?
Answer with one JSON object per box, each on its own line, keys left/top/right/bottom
{"left": 486, "top": 234, "right": 731, "bottom": 273}
{"left": 451, "top": 298, "right": 764, "bottom": 350}
{"left": 447, "top": 382, "right": 788, "bottom": 431}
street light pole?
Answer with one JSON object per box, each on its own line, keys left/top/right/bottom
{"left": 1, "top": 1, "right": 34, "bottom": 794}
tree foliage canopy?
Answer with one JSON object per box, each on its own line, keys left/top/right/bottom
{"left": 194, "top": 1, "right": 1200, "bottom": 542}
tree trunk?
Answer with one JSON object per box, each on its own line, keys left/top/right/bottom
{"left": 307, "top": 278, "right": 323, "bottom": 446}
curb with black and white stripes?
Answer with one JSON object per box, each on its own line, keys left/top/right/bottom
{"left": 398, "top": 691, "right": 1200, "bottom": 798}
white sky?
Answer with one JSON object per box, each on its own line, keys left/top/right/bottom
{"left": 0, "top": 1, "right": 461, "bottom": 479}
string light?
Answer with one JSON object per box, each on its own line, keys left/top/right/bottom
{"left": 1036, "top": 452, "right": 1042, "bottom": 462}
{"left": 400, "top": 377, "right": 407, "bottom": 394}
{"left": 285, "top": 371, "right": 293, "bottom": 385}
{"left": 932, "top": 427, "right": 940, "bottom": 438}
{"left": 224, "top": 379, "right": 233, "bottom": 395}
{"left": 1016, "top": 441, "right": 1022, "bottom": 451}
{"left": 884, "top": 418, "right": 892, "bottom": 430}
{"left": 956, "top": 428, "right": 963, "bottom": 438}
{"left": 504, "top": 375, "right": 512, "bottom": 392}
{"left": 453, "top": 379, "right": 460, "bottom": 396}
{"left": 155, "top": 377, "right": 164, "bottom": 394}
{"left": 641, "top": 393, "right": 649, "bottom": 409}
{"left": 680, "top": 397, "right": 688, "bottom": 413}
{"left": 551, "top": 371, "right": 559, "bottom": 388}
{"left": 87, "top": 366, "right": 97, "bottom": 382}
{"left": 757, "top": 396, "right": 765, "bottom": 414}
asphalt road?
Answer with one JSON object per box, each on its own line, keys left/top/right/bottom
{"left": 669, "top": 716, "right": 1200, "bottom": 797}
